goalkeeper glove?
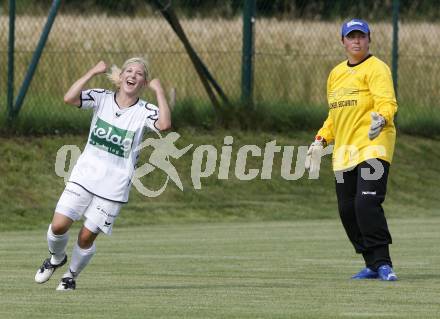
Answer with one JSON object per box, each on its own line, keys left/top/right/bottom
{"left": 305, "top": 136, "right": 326, "bottom": 173}
{"left": 368, "top": 112, "right": 386, "bottom": 140}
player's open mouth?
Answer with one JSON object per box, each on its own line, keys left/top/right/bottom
{"left": 127, "top": 80, "right": 136, "bottom": 86}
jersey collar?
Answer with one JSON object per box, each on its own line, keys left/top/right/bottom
{"left": 347, "top": 54, "right": 373, "bottom": 67}
{"left": 114, "top": 92, "right": 139, "bottom": 110}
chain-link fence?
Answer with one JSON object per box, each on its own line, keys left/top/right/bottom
{"left": 1, "top": 0, "right": 440, "bottom": 134}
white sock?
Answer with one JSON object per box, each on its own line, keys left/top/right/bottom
{"left": 47, "top": 224, "right": 68, "bottom": 265}
{"left": 67, "top": 242, "right": 96, "bottom": 278}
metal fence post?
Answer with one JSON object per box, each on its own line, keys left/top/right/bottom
{"left": 241, "top": 0, "right": 256, "bottom": 107}
{"left": 7, "top": 0, "right": 15, "bottom": 120}
{"left": 392, "top": 0, "right": 399, "bottom": 98}
{"left": 13, "top": 0, "right": 62, "bottom": 117}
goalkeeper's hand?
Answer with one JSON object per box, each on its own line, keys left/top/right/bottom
{"left": 305, "top": 136, "right": 326, "bottom": 173}
{"left": 368, "top": 112, "right": 386, "bottom": 140}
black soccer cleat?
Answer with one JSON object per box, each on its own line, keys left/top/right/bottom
{"left": 34, "top": 255, "right": 67, "bottom": 284}
{"left": 56, "top": 275, "right": 76, "bottom": 291}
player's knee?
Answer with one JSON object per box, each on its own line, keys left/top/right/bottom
{"left": 355, "top": 194, "right": 385, "bottom": 217}
{"left": 77, "top": 236, "right": 94, "bottom": 249}
{"left": 337, "top": 199, "right": 355, "bottom": 218}
{"left": 77, "top": 229, "right": 97, "bottom": 249}
{"left": 51, "top": 213, "right": 74, "bottom": 235}
{"left": 50, "top": 222, "right": 70, "bottom": 235}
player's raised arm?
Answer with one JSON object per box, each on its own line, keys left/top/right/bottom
{"left": 148, "top": 78, "right": 171, "bottom": 131}
{"left": 63, "top": 61, "right": 107, "bottom": 106}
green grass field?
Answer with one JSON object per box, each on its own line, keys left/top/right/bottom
{"left": 1, "top": 219, "right": 440, "bottom": 319}
{"left": 1, "top": 130, "right": 439, "bottom": 317}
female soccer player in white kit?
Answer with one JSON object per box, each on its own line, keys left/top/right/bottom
{"left": 34, "top": 57, "right": 171, "bottom": 290}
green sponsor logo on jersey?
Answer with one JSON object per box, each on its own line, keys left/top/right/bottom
{"left": 89, "top": 117, "right": 135, "bottom": 158}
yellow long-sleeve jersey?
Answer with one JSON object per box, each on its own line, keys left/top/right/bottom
{"left": 317, "top": 55, "right": 398, "bottom": 171}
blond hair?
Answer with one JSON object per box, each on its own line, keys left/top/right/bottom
{"left": 107, "top": 57, "right": 150, "bottom": 88}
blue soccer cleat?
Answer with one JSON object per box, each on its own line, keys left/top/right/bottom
{"left": 351, "top": 267, "right": 379, "bottom": 279}
{"left": 377, "top": 265, "right": 398, "bottom": 281}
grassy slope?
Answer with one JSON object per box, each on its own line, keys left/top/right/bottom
{"left": 1, "top": 219, "right": 440, "bottom": 318}
{"left": 0, "top": 130, "right": 439, "bottom": 231}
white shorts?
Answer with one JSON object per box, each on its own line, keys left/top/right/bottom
{"left": 55, "top": 182, "right": 122, "bottom": 235}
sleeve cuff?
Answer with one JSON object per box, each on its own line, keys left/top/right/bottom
{"left": 317, "top": 128, "right": 333, "bottom": 144}
{"left": 377, "top": 110, "right": 393, "bottom": 125}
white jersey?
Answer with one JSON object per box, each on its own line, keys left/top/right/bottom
{"left": 68, "top": 89, "right": 159, "bottom": 203}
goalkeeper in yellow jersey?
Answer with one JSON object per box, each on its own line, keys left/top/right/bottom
{"left": 305, "top": 19, "right": 398, "bottom": 281}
